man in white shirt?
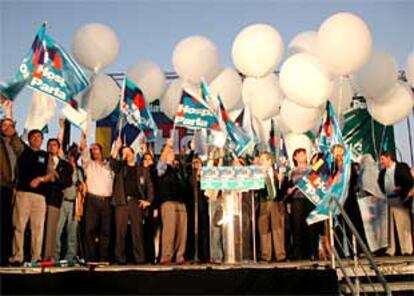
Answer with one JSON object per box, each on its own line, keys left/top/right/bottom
{"left": 80, "top": 134, "right": 114, "bottom": 262}
{"left": 378, "top": 151, "right": 413, "bottom": 256}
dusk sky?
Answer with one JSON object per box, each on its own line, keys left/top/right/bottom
{"left": 1, "top": 0, "right": 413, "bottom": 163}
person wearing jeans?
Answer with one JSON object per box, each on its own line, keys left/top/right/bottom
{"left": 56, "top": 144, "right": 84, "bottom": 260}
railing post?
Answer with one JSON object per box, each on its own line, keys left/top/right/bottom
{"left": 353, "top": 234, "right": 360, "bottom": 296}
{"left": 328, "top": 197, "right": 335, "bottom": 269}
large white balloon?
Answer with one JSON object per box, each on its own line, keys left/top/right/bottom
{"left": 354, "top": 50, "right": 398, "bottom": 100}
{"left": 367, "top": 82, "right": 414, "bottom": 125}
{"left": 172, "top": 36, "right": 219, "bottom": 84}
{"left": 330, "top": 76, "right": 354, "bottom": 115}
{"left": 280, "top": 99, "right": 322, "bottom": 133}
{"left": 405, "top": 51, "right": 414, "bottom": 88}
{"left": 72, "top": 23, "right": 119, "bottom": 73}
{"left": 232, "top": 24, "right": 284, "bottom": 77}
{"left": 160, "top": 78, "right": 184, "bottom": 120}
{"left": 127, "top": 60, "right": 167, "bottom": 103}
{"left": 210, "top": 67, "right": 242, "bottom": 111}
{"left": 205, "top": 64, "right": 225, "bottom": 83}
{"left": 252, "top": 117, "right": 271, "bottom": 144}
{"left": 279, "top": 53, "right": 333, "bottom": 108}
{"left": 84, "top": 74, "right": 120, "bottom": 121}
{"left": 242, "top": 73, "right": 284, "bottom": 120}
{"left": 318, "top": 12, "right": 372, "bottom": 75}
{"left": 288, "top": 31, "right": 318, "bottom": 57}
{"left": 285, "top": 133, "right": 314, "bottom": 167}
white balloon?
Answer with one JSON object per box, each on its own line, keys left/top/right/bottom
{"left": 127, "top": 60, "right": 167, "bottom": 103}
{"left": 210, "top": 67, "right": 242, "bottom": 111}
{"left": 367, "top": 82, "right": 414, "bottom": 125}
{"left": 288, "top": 31, "right": 318, "bottom": 57}
{"left": 228, "top": 103, "right": 244, "bottom": 122}
{"left": 280, "top": 99, "right": 322, "bottom": 133}
{"left": 405, "top": 51, "right": 414, "bottom": 88}
{"left": 330, "top": 76, "right": 354, "bottom": 115}
{"left": 173, "top": 36, "right": 219, "bottom": 84}
{"left": 243, "top": 73, "right": 284, "bottom": 120}
{"left": 160, "top": 78, "right": 184, "bottom": 120}
{"left": 279, "top": 53, "right": 333, "bottom": 108}
{"left": 232, "top": 24, "right": 284, "bottom": 77}
{"left": 252, "top": 117, "right": 271, "bottom": 144}
{"left": 274, "top": 115, "right": 291, "bottom": 135}
{"left": 285, "top": 133, "right": 314, "bottom": 167}
{"left": 72, "top": 23, "right": 119, "bottom": 72}
{"left": 318, "top": 12, "right": 372, "bottom": 75}
{"left": 205, "top": 64, "right": 225, "bottom": 83}
{"left": 84, "top": 74, "right": 120, "bottom": 121}
{"left": 354, "top": 50, "right": 399, "bottom": 100}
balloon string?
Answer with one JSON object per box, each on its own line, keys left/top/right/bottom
{"left": 371, "top": 118, "right": 378, "bottom": 160}
{"left": 338, "top": 75, "right": 344, "bottom": 126}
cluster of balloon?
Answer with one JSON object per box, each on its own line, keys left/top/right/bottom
{"left": 72, "top": 23, "right": 120, "bottom": 121}
{"left": 233, "top": 24, "right": 285, "bottom": 124}
{"left": 127, "top": 60, "right": 167, "bottom": 103}
{"left": 160, "top": 35, "right": 244, "bottom": 118}
{"left": 354, "top": 49, "right": 414, "bottom": 126}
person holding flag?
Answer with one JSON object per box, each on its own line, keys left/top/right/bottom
{"left": 110, "top": 136, "right": 154, "bottom": 264}
{"left": 286, "top": 148, "right": 320, "bottom": 260}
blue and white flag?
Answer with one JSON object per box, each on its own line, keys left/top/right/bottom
{"left": 174, "top": 89, "right": 221, "bottom": 131}
{"left": 295, "top": 101, "right": 352, "bottom": 225}
{"left": 1, "top": 23, "right": 89, "bottom": 106}
{"left": 216, "top": 95, "right": 251, "bottom": 156}
{"left": 123, "top": 77, "right": 158, "bottom": 142}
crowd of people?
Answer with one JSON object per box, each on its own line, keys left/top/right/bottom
{"left": 0, "top": 100, "right": 413, "bottom": 267}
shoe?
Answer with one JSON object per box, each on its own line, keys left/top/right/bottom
{"left": 9, "top": 261, "right": 22, "bottom": 267}
{"left": 160, "top": 259, "right": 171, "bottom": 265}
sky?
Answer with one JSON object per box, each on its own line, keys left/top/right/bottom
{"left": 1, "top": 0, "right": 413, "bottom": 163}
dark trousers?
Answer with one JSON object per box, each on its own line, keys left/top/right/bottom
{"left": 84, "top": 195, "right": 111, "bottom": 262}
{"left": 115, "top": 200, "right": 145, "bottom": 263}
{"left": 291, "top": 198, "right": 319, "bottom": 260}
{"left": 1, "top": 186, "right": 14, "bottom": 266}
{"left": 197, "top": 194, "right": 210, "bottom": 262}
{"left": 241, "top": 192, "right": 252, "bottom": 260}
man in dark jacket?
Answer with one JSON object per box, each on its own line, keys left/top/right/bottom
{"left": 378, "top": 151, "right": 413, "bottom": 256}
{"left": 157, "top": 140, "right": 188, "bottom": 264}
{"left": 111, "top": 137, "right": 154, "bottom": 264}
{"left": 10, "top": 129, "right": 55, "bottom": 265}
{"left": 43, "top": 138, "right": 73, "bottom": 260}
{"left": 257, "top": 152, "right": 288, "bottom": 262}
{"left": 0, "top": 100, "right": 24, "bottom": 266}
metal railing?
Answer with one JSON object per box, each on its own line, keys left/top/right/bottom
{"left": 328, "top": 197, "right": 391, "bottom": 296}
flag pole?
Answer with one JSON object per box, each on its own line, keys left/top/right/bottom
{"left": 117, "top": 74, "right": 127, "bottom": 141}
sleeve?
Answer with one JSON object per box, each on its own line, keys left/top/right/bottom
{"left": 109, "top": 157, "right": 122, "bottom": 173}
{"left": 10, "top": 134, "right": 25, "bottom": 156}
{"left": 157, "top": 161, "right": 168, "bottom": 177}
{"left": 398, "top": 163, "right": 414, "bottom": 197}
{"left": 56, "top": 161, "right": 73, "bottom": 189}
{"left": 81, "top": 148, "right": 90, "bottom": 169}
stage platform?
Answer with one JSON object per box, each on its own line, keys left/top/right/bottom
{"left": 0, "top": 257, "right": 412, "bottom": 295}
